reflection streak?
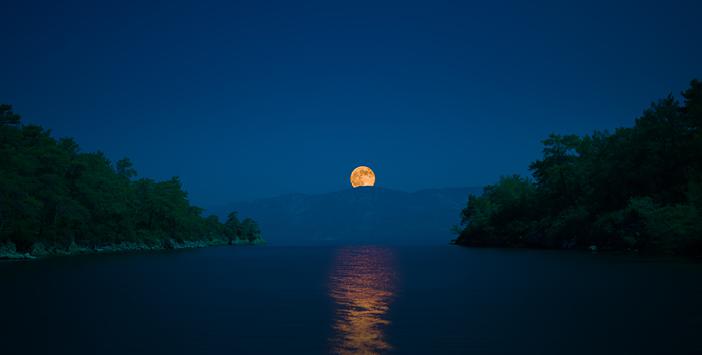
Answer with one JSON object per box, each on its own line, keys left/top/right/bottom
{"left": 329, "top": 247, "right": 396, "bottom": 354}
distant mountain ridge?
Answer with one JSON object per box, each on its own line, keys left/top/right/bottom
{"left": 215, "top": 187, "right": 482, "bottom": 245}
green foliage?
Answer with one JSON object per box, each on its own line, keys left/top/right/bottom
{"left": 0, "top": 104, "right": 21, "bottom": 125}
{"left": 225, "top": 212, "right": 241, "bottom": 235}
{"left": 0, "top": 106, "right": 262, "bottom": 254}
{"left": 240, "top": 218, "right": 262, "bottom": 242}
{"left": 455, "top": 80, "right": 702, "bottom": 256}
{"left": 458, "top": 175, "right": 537, "bottom": 246}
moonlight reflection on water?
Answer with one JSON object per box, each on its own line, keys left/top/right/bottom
{"left": 329, "top": 247, "right": 397, "bottom": 354}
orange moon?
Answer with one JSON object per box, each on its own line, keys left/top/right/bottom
{"left": 350, "top": 166, "right": 376, "bottom": 188}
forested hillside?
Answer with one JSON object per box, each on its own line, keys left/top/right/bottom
{"left": 0, "top": 105, "right": 262, "bottom": 258}
{"left": 455, "top": 80, "right": 702, "bottom": 256}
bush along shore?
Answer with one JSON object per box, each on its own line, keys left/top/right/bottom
{"left": 0, "top": 105, "right": 264, "bottom": 260}
{"left": 454, "top": 80, "right": 702, "bottom": 257}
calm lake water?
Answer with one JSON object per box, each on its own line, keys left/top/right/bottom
{"left": 2, "top": 245, "right": 702, "bottom": 354}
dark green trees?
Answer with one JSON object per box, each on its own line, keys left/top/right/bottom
{"left": 222, "top": 212, "right": 261, "bottom": 244}
{"left": 455, "top": 80, "right": 702, "bottom": 256}
{"left": 240, "top": 218, "right": 262, "bottom": 242}
{"left": 458, "top": 175, "right": 537, "bottom": 247}
{"left": 0, "top": 106, "right": 262, "bottom": 257}
{"left": 0, "top": 104, "right": 20, "bottom": 125}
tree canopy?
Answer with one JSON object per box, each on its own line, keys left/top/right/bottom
{"left": 0, "top": 105, "right": 262, "bottom": 256}
{"left": 455, "top": 80, "right": 702, "bottom": 256}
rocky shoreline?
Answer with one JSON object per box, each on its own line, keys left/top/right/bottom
{"left": 0, "top": 237, "right": 265, "bottom": 260}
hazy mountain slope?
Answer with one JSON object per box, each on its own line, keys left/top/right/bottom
{"left": 216, "top": 187, "right": 482, "bottom": 245}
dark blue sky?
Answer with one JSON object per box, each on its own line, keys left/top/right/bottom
{"left": 2, "top": 0, "right": 701, "bottom": 208}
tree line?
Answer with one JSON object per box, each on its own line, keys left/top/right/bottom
{"left": 455, "top": 80, "right": 702, "bottom": 256}
{"left": 0, "top": 105, "right": 261, "bottom": 256}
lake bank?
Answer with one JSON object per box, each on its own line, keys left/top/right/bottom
{"left": 0, "top": 237, "right": 265, "bottom": 260}
{"left": 452, "top": 238, "right": 702, "bottom": 259}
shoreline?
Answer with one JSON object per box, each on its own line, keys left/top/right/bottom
{"left": 0, "top": 237, "right": 265, "bottom": 261}
{"left": 451, "top": 240, "right": 702, "bottom": 259}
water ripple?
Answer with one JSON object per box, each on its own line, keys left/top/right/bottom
{"left": 329, "top": 246, "right": 397, "bottom": 355}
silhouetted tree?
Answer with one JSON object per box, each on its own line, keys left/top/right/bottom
{"left": 240, "top": 218, "right": 262, "bottom": 242}
{"left": 456, "top": 80, "right": 702, "bottom": 256}
{"left": 0, "top": 106, "right": 263, "bottom": 255}
{"left": 0, "top": 104, "right": 21, "bottom": 125}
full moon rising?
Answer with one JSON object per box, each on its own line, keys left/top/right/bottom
{"left": 350, "top": 166, "right": 376, "bottom": 188}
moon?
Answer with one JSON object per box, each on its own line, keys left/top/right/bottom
{"left": 350, "top": 166, "right": 376, "bottom": 188}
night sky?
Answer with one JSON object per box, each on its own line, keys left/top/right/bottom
{"left": 2, "top": 0, "right": 701, "bottom": 208}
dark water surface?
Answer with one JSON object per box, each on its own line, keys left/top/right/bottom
{"left": 2, "top": 245, "right": 702, "bottom": 354}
